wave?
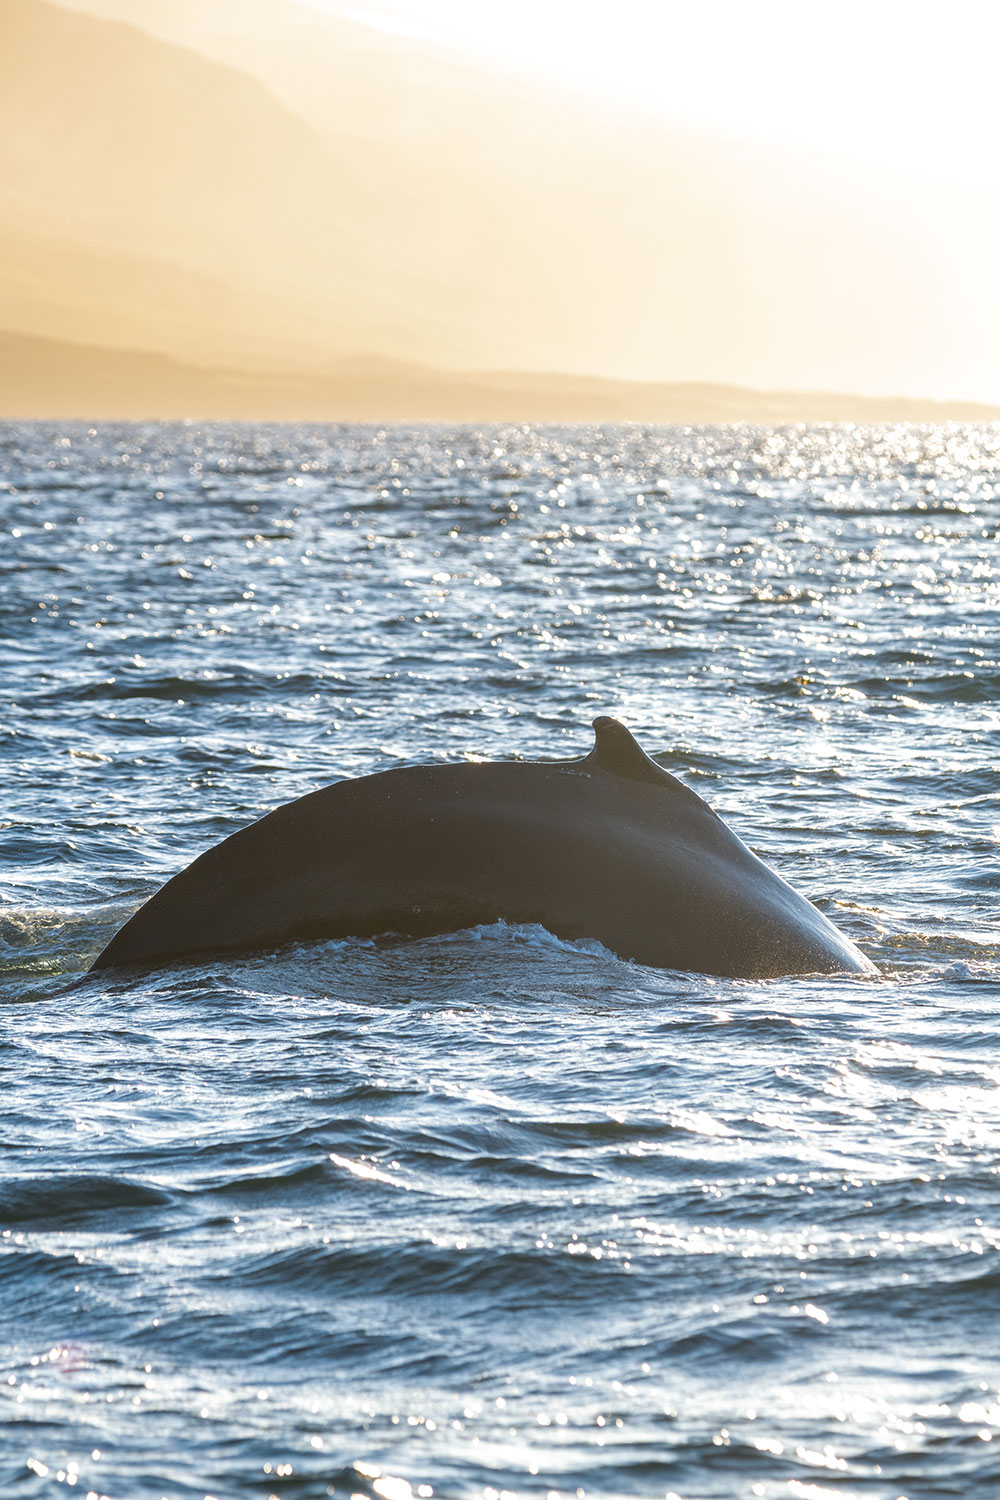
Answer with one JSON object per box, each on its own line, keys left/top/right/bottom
{"left": 231, "top": 1239, "right": 625, "bottom": 1303}
{"left": 0, "top": 1174, "right": 173, "bottom": 1224}
{"left": 0, "top": 902, "right": 126, "bottom": 982}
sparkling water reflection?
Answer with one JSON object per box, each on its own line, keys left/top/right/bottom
{"left": 1, "top": 421, "right": 999, "bottom": 1498}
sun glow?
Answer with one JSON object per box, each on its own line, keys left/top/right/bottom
{"left": 331, "top": 0, "right": 1000, "bottom": 190}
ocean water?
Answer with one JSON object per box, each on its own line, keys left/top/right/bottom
{"left": 1, "top": 419, "right": 999, "bottom": 1500}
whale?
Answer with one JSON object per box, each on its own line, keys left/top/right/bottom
{"left": 89, "top": 717, "right": 876, "bottom": 979}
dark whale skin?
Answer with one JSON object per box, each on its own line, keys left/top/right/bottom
{"left": 90, "top": 718, "right": 876, "bottom": 980}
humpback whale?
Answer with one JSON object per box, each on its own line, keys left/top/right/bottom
{"left": 90, "top": 718, "right": 875, "bottom": 979}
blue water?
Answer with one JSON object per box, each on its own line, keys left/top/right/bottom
{"left": 2, "top": 420, "right": 999, "bottom": 1500}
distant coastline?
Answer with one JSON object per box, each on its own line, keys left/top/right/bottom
{"left": 4, "top": 330, "right": 998, "bottom": 425}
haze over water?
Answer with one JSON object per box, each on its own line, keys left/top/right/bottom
{"left": 2, "top": 420, "right": 1000, "bottom": 1499}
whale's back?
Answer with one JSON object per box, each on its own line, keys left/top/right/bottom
{"left": 90, "top": 720, "right": 875, "bottom": 979}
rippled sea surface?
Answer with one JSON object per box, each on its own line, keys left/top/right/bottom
{"left": 2, "top": 421, "right": 999, "bottom": 1500}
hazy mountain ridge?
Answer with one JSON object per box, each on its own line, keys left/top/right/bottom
{"left": 0, "top": 0, "right": 503, "bottom": 371}
{"left": 6, "top": 329, "right": 999, "bottom": 424}
{"left": 3, "top": 0, "right": 999, "bottom": 414}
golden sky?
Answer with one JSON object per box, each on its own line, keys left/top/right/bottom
{"left": 5, "top": 0, "right": 1000, "bottom": 409}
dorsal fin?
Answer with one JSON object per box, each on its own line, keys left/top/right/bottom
{"left": 584, "top": 718, "right": 716, "bottom": 817}
{"left": 586, "top": 717, "right": 670, "bottom": 785}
